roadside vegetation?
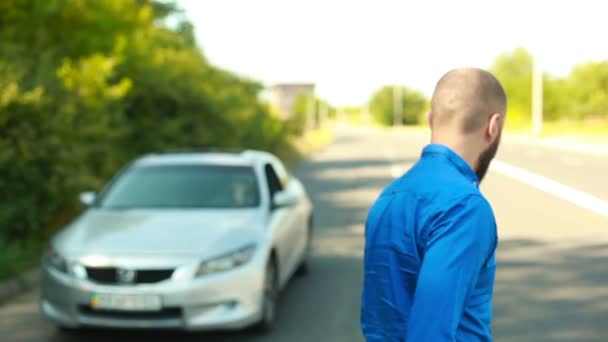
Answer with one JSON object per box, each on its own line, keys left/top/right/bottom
{"left": 359, "top": 48, "right": 608, "bottom": 136}
{"left": 0, "top": 0, "right": 330, "bottom": 280}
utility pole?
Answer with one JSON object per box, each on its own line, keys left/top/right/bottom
{"left": 393, "top": 85, "right": 403, "bottom": 126}
{"left": 532, "top": 55, "right": 543, "bottom": 135}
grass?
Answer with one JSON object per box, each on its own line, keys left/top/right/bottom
{"left": 296, "top": 126, "right": 335, "bottom": 153}
{"left": 282, "top": 126, "right": 335, "bottom": 167}
{"left": 540, "top": 120, "right": 608, "bottom": 142}
{"left": 503, "top": 118, "right": 608, "bottom": 143}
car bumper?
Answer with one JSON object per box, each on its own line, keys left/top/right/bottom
{"left": 40, "top": 262, "right": 265, "bottom": 331}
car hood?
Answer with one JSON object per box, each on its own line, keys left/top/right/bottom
{"left": 54, "top": 208, "right": 266, "bottom": 260}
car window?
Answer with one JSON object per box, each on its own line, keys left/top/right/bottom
{"left": 97, "top": 164, "right": 260, "bottom": 209}
{"left": 270, "top": 157, "right": 290, "bottom": 189}
{"left": 264, "top": 163, "right": 283, "bottom": 198}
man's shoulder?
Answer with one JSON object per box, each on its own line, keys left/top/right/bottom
{"left": 398, "top": 169, "right": 496, "bottom": 229}
{"left": 399, "top": 166, "right": 483, "bottom": 203}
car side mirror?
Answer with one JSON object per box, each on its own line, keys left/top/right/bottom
{"left": 272, "top": 190, "right": 298, "bottom": 209}
{"left": 79, "top": 191, "right": 96, "bottom": 206}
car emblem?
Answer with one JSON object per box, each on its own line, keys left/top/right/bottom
{"left": 117, "top": 268, "right": 136, "bottom": 284}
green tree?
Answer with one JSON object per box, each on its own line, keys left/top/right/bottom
{"left": 0, "top": 0, "right": 143, "bottom": 240}
{"left": 490, "top": 48, "right": 608, "bottom": 124}
{"left": 288, "top": 93, "right": 334, "bottom": 135}
{"left": 489, "top": 48, "right": 533, "bottom": 126}
{"left": 288, "top": 93, "right": 311, "bottom": 135}
{"left": 542, "top": 75, "right": 571, "bottom": 122}
{"left": 567, "top": 61, "right": 608, "bottom": 120}
{"left": 369, "top": 86, "right": 427, "bottom": 126}
{"left": 0, "top": 0, "right": 297, "bottom": 273}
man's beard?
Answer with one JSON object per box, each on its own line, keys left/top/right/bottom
{"left": 476, "top": 134, "right": 501, "bottom": 183}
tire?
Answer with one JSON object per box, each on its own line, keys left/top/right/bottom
{"left": 296, "top": 216, "right": 313, "bottom": 276}
{"left": 57, "top": 326, "right": 81, "bottom": 336}
{"left": 255, "top": 258, "right": 278, "bottom": 333}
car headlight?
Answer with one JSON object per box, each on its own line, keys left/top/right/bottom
{"left": 44, "top": 245, "right": 68, "bottom": 274}
{"left": 195, "top": 244, "right": 257, "bottom": 278}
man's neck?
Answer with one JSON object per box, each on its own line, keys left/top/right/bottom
{"left": 430, "top": 134, "right": 480, "bottom": 173}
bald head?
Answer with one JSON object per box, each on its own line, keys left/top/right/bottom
{"left": 430, "top": 68, "right": 506, "bottom": 135}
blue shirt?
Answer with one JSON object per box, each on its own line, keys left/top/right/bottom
{"left": 361, "top": 144, "right": 498, "bottom": 341}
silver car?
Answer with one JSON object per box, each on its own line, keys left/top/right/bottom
{"left": 40, "top": 150, "right": 313, "bottom": 332}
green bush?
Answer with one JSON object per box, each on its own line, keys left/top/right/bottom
{"left": 490, "top": 48, "right": 608, "bottom": 124}
{"left": 0, "top": 0, "right": 297, "bottom": 279}
{"left": 287, "top": 93, "right": 333, "bottom": 135}
{"left": 368, "top": 86, "right": 428, "bottom": 126}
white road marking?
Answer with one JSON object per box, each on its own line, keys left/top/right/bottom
{"left": 491, "top": 160, "right": 608, "bottom": 218}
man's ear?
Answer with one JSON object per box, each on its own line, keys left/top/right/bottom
{"left": 426, "top": 111, "right": 433, "bottom": 128}
{"left": 488, "top": 113, "right": 502, "bottom": 142}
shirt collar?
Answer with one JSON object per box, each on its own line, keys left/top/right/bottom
{"left": 422, "top": 144, "right": 480, "bottom": 188}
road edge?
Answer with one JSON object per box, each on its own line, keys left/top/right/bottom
{"left": 0, "top": 268, "right": 40, "bottom": 305}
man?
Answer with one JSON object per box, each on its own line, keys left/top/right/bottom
{"left": 361, "top": 68, "right": 507, "bottom": 341}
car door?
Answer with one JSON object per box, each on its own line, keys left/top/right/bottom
{"left": 264, "top": 162, "right": 299, "bottom": 286}
{"left": 269, "top": 157, "right": 309, "bottom": 271}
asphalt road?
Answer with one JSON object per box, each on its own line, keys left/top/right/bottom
{"left": 1, "top": 126, "right": 607, "bottom": 341}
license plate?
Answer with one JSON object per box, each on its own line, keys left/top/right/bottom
{"left": 90, "top": 292, "right": 162, "bottom": 312}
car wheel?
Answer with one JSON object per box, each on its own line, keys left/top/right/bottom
{"left": 57, "top": 326, "right": 81, "bottom": 336}
{"left": 296, "top": 216, "right": 313, "bottom": 276}
{"left": 256, "top": 258, "right": 278, "bottom": 332}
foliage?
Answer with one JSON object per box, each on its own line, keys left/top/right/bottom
{"left": 287, "top": 93, "right": 311, "bottom": 135}
{"left": 288, "top": 93, "right": 334, "bottom": 135}
{"left": 490, "top": 48, "right": 608, "bottom": 125}
{"left": 566, "top": 61, "right": 608, "bottom": 120}
{"left": 489, "top": 48, "right": 534, "bottom": 126}
{"left": 0, "top": 0, "right": 296, "bottom": 276}
{"left": 367, "top": 47, "right": 608, "bottom": 129}
{"left": 368, "top": 86, "right": 428, "bottom": 126}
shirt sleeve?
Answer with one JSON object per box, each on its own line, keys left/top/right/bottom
{"left": 406, "top": 194, "right": 497, "bottom": 341}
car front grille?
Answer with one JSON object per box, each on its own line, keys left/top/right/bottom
{"left": 85, "top": 267, "right": 174, "bottom": 285}
{"left": 79, "top": 306, "right": 182, "bottom": 321}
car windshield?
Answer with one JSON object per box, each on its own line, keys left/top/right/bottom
{"left": 97, "top": 164, "right": 260, "bottom": 209}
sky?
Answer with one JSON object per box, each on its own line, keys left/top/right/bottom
{"left": 176, "top": 0, "right": 608, "bottom": 106}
